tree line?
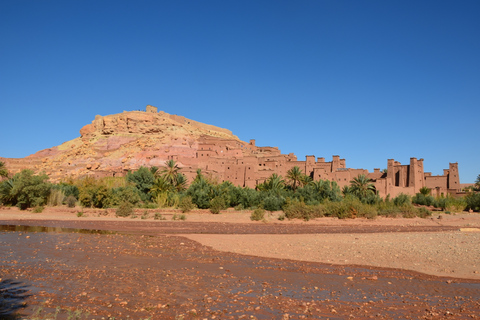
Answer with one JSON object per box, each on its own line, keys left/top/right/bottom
{"left": 0, "top": 161, "right": 479, "bottom": 220}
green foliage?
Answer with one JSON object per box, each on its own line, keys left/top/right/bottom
{"left": 116, "top": 201, "right": 134, "bottom": 217}
{"left": 187, "top": 177, "right": 213, "bottom": 209}
{"left": 262, "top": 193, "right": 285, "bottom": 212}
{"left": 210, "top": 196, "right": 227, "bottom": 214}
{"left": 126, "top": 166, "right": 155, "bottom": 201}
{"left": 283, "top": 199, "right": 326, "bottom": 221}
{"left": 250, "top": 208, "right": 265, "bottom": 221}
{"left": 77, "top": 211, "right": 85, "bottom": 217}
{"left": 349, "top": 174, "right": 376, "bottom": 201}
{"left": 466, "top": 192, "right": 480, "bottom": 211}
{"left": 179, "top": 195, "right": 195, "bottom": 212}
{"left": 412, "top": 193, "right": 435, "bottom": 206}
{"left": 109, "top": 186, "right": 141, "bottom": 206}
{"left": 307, "top": 179, "right": 342, "bottom": 202}
{"left": 0, "top": 170, "right": 51, "bottom": 209}
{"left": 419, "top": 187, "right": 431, "bottom": 196}
{"left": 432, "top": 195, "right": 467, "bottom": 212}
{"left": 286, "top": 166, "right": 303, "bottom": 191}
{"left": 66, "top": 195, "right": 77, "bottom": 208}
{"left": 323, "top": 196, "right": 378, "bottom": 219}
{"left": 393, "top": 193, "right": 411, "bottom": 206}
{"left": 416, "top": 207, "right": 432, "bottom": 218}
{"left": 47, "top": 188, "right": 65, "bottom": 206}
{"left": 33, "top": 206, "right": 44, "bottom": 213}
{"left": 257, "top": 174, "right": 285, "bottom": 194}
{"left": 0, "top": 161, "right": 9, "bottom": 178}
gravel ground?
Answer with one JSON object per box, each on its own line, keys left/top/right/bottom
{"left": 186, "top": 231, "right": 480, "bottom": 280}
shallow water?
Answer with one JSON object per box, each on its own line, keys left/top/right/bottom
{"left": 1, "top": 229, "right": 480, "bottom": 319}
{"left": 0, "top": 224, "right": 115, "bottom": 234}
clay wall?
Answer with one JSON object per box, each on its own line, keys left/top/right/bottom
{"left": 425, "top": 176, "right": 447, "bottom": 190}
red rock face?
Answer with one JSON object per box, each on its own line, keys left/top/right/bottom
{"left": 0, "top": 107, "right": 462, "bottom": 197}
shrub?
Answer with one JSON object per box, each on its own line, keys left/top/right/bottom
{"left": 284, "top": 200, "right": 312, "bottom": 220}
{"left": 210, "top": 196, "right": 227, "bottom": 214}
{"left": 141, "top": 210, "right": 149, "bottom": 219}
{"left": 66, "top": 195, "right": 77, "bottom": 208}
{"left": 250, "top": 208, "right": 265, "bottom": 221}
{"left": 47, "top": 188, "right": 65, "bottom": 206}
{"left": 416, "top": 207, "right": 432, "bottom": 218}
{"left": 126, "top": 166, "right": 155, "bottom": 201}
{"left": 154, "top": 213, "right": 166, "bottom": 220}
{"left": 377, "top": 206, "right": 401, "bottom": 218}
{"left": 262, "top": 194, "right": 285, "bottom": 212}
{"left": 393, "top": 193, "right": 411, "bottom": 206}
{"left": 33, "top": 206, "right": 44, "bottom": 213}
{"left": 399, "top": 204, "right": 417, "bottom": 218}
{"left": 0, "top": 170, "right": 51, "bottom": 210}
{"left": 77, "top": 211, "right": 85, "bottom": 217}
{"left": 179, "top": 196, "right": 195, "bottom": 213}
{"left": 172, "top": 213, "right": 186, "bottom": 220}
{"left": 466, "top": 193, "right": 480, "bottom": 211}
{"left": 116, "top": 202, "right": 134, "bottom": 217}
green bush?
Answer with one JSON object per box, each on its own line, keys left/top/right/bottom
{"left": 416, "top": 207, "right": 432, "bottom": 218}
{"left": 283, "top": 200, "right": 326, "bottom": 221}
{"left": 179, "top": 195, "right": 195, "bottom": 213}
{"left": 0, "top": 170, "right": 51, "bottom": 210}
{"left": 399, "top": 204, "right": 417, "bottom": 218}
{"left": 262, "top": 194, "right": 285, "bottom": 212}
{"left": 116, "top": 202, "right": 134, "bottom": 217}
{"left": 66, "top": 195, "right": 77, "bottom": 208}
{"left": 47, "top": 188, "right": 65, "bottom": 206}
{"left": 210, "top": 196, "right": 227, "bottom": 214}
{"left": 126, "top": 166, "right": 155, "bottom": 202}
{"left": 250, "top": 208, "right": 265, "bottom": 221}
{"left": 393, "top": 193, "right": 411, "bottom": 206}
{"left": 33, "top": 206, "right": 44, "bottom": 213}
{"left": 466, "top": 193, "right": 480, "bottom": 211}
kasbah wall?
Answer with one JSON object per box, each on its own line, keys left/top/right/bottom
{"left": 1, "top": 106, "right": 462, "bottom": 198}
{"left": 187, "top": 137, "right": 461, "bottom": 198}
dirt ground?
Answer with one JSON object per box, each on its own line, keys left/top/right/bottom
{"left": 1, "top": 206, "right": 480, "bottom": 319}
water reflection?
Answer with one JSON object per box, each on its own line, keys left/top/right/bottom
{"left": 0, "top": 224, "right": 115, "bottom": 234}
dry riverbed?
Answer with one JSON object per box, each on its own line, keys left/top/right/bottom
{"left": 1, "top": 206, "right": 480, "bottom": 319}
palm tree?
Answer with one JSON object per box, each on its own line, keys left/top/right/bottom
{"left": 149, "top": 177, "right": 172, "bottom": 198}
{"left": 349, "top": 174, "right": 375, "bottom": 200}
{"left": 174, "top": 173, "right": 188, "bottom": 192}
{"left": 161, "top": 160, "right": 180, "bottom": 185}
{"left": 0, "top": 161, "right": 8, "bottom": 179}
{"left": 299, "top": 174, "right": 312, "bottom": 187}
{"left": 258, "top": 173, "right": 285, "bottom": 194}
{"left": 419, "top": 186, "right": 431, "bottom": 196}
{"left": 286, "top": 166, "right": 302, "bottom": 191}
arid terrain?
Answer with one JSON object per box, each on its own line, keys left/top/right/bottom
{"left": 1, "top": 207, "right": 480, "bottom": 319}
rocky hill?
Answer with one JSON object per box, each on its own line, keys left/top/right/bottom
{"left": 1, "top": 106, "right": 247, "bottom": 181}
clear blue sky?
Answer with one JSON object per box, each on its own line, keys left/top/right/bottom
{"left": 1, "top": 1, "right": 479, "bottom": 183}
